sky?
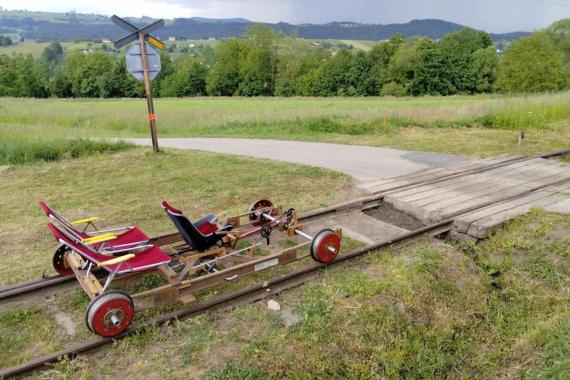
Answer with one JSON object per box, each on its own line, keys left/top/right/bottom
{"left": 0, "top": 0, "right": 569, "bottom": 33}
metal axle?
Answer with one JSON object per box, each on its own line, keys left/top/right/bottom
{"left": 258, "top": 212, "right": 338, "bottom": 254}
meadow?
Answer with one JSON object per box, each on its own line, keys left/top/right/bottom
{"left": 1, "top": 92, "right": 569, "bottom": 161}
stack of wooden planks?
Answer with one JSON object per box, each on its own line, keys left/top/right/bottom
{"left": 360, "top": 153, "right": 570, "bottom": 239}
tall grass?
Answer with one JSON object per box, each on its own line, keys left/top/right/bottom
{"left": 0, "top": 129, "right": 132, "bottom": 165}
{"left": 1, "top": 92, "right": 569, "bottom": 138}
{"left": 477, "top": 103, "right": 570, "bottom": 130}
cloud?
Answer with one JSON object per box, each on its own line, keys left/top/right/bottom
{"left": 0, "top": 0, "right": 567, "bottom": 32}
{"left": 149, "top": 0, "right": 568, "bottom": 32}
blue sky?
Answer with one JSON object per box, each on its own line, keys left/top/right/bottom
{"left": 0, "top": 0, "right": 568, "bottom": 32}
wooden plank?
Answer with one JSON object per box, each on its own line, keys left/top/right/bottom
{"left": 362, "top": 154, "right": 525, "bottom": 194}
{"left": 434, "top": 176, "right": 570, "bottom": 222}
{"left": 418, "top": 162, "right": 570, "bottom": 213}
{"left": 361, "top": 168, "right": 456, "bottom": 193}
{"left": 384, "top": 174, "right": 514, "bottom": 220}
{"left": 453, "top": 187, "right": 563, "bottom": 233}
{"left": 467, "top": 192, "right": 568, "bottom": 238}
{"left": 385, "top": 157, "right": 544, "bottom": 201}
{"left": 360, "top": 167, "right": 448, "bottom": 189}
{"left": 360, "top": 154, "right": 511, "bottom": 189}
{"left": 426, "top": 170, "right": 569, "bottom": 220}
{"left": 407, "top": 159, "right": 563, "bottom": 207}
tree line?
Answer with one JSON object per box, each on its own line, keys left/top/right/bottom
{"left": 0, "top": 19, "right": 568, "bottom": 98}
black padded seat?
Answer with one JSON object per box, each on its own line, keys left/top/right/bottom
{"left": 162, "top": 201, "right": 230, "bottom": 252}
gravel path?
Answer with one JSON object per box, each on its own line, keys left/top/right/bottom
{"left": 123, "top": 137, "right": 476, "bottom": 182}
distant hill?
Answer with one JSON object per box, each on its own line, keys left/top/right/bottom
{"left": 0, "top": 9, "right": 529, "bottom": 42}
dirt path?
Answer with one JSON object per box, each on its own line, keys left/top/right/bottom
{"left": 123, "top": 138, "right": 477, "bottom": 182}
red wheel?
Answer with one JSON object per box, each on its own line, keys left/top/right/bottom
{"left": 310, "top": 229, "right": 341, "bottom": 264}
{"left": 249, "top": 199, "right": 274, "bottom": 225}
{"left": 86, "top": 291, "right": 134, "bottom": 337}
{"left": 52, "top": 245, "right": 73, "bottom": 276}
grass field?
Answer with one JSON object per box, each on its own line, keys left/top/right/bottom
{"left": 0, "top": 92, "right": 568, "bottom": 376}
{"left": 1, "top": 92, "right": 569, "bottom": 158}
{"left": 0, "top": 41, "right": 109, "bottom": 57}
{"left": 0, "top": 39, "right": 374, "bottom": 58}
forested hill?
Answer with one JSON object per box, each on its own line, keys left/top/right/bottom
{"left": 0, "top": 9, "right": 528, "bottom": 42}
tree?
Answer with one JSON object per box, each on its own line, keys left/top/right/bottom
{"left": 471, "top": 46, "right": 498, "bottom": 93}
{"left": 52, "top": 50, "right": 83, "bottom": 97}
{"left": 496, "top": 32, "right": 568, "bottom": 93}
{"left": 367, "top": 34, "right": 405, "bottom": 94}
{"left": 275, "top": 44, "right": 330, "bottom": 96}
{"left": 238, "top": 24, "right": 279, "bottom": 96}
{"left": 106, "top": 57, "right": 143, "bottom": 98}
{"left": 160, "top": 56, "right": 208, "bottom": 97}
{"left": 78, "top": 52, "right": 114, "bottom": 97}
{"left": 438, "top": 28, "right": 493, "bottom": 94}
{"left": 57, "top": 51, "right": 114, "bottom": 97}
{"left": 383, "top": 39, "right": 419, "bottom": 96}
{"left": 409, "top": 38, "right": 454, "bottom": 96}
{"left": 42, "top": 42, "right": 64, "bottom": 62}
{"left": 545, "top": 19, "right": 570, "bottom": 59}
{"left": 298, "top": 49, "right": 359, "bottom": 96}
{"left": 153, "top": 50, "right": 174, "bottom": 96}
{"left": 0, "top": 54, "right": 48, "bottom": 97}
{"left": 207, "top": 38, "right": 247, "bottom": 96}
{"left": 0, "top": 35, "right": 13, "bottom": 46}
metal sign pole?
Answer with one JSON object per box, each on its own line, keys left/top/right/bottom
{"left": 138, "top": 32, "right": 159, "bottom": 152}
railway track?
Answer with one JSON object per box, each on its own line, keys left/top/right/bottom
{"left": 0, "top": 219, "right": 452, "bottom": 379}
{"left": 3, "top": 147, "right": 568, "bottom": 301}
{"left": 1, "top": 147, "right": 568, "bottom": 377}
{"left": 0, "top": 195, "right": 384, "bottom": 302}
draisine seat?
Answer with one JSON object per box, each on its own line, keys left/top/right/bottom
{"left": 39, "top": 200, "right": 149, "bottom": 250}
{"left": 161, "top": 201, "right": 233, "bottom": 252}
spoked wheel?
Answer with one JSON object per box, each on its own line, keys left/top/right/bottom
{"left": 249, "top": 199, "right": 274, "bottom": 226}
{"left": 52, "top": 245, "right": 73, "bottom": 276}
{"left": 310, "top": 229, "right": 341, "bottom": 264}
{"left": 86, "top": 290, "right": 134, "bottom": 338}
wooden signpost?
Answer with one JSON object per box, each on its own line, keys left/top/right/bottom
{"left": 112, "top": 15, "right": 165, "bottom": 152}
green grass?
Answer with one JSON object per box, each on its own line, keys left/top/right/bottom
{"left": 0, "top": 139, "right": 351, "bottom": 368}
{"left": 0, "top": 148, "right": 349, "bottom": 286}
{"left": 1, "top": 92, "right": 569, "bottom": 158}
{"left": 0, "top": 41, "right": 106, "bottom": 57}
{"left": 0, "top": 125, "right": 132, "bottom": 164}
{"left": 0, "top": 306, "right": 66, "bottom": 367}
{"left": 37, "top": 210, "right": 568, "bottom": 378}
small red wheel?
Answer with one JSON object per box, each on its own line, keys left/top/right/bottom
{"left": 52, "top": 245, "right": 73, "bottom": 276}
{"left": 86, "top": 291, "right": 134, "bottom": 337}
{"left": 310, "top": 229, "right": 341, "bottom": 264}
{"left": 249, "top": 199, "right": 274, "bottom": 225}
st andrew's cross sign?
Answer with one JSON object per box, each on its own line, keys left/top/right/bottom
{"left": 112, "top": 15, "right": 165, "bottom": 152}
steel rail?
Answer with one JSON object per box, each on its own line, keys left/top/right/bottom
{"left": 0, "top": 219, "right": 452, "bottom": 379}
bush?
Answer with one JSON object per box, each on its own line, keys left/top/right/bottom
{"left": 496, "top": 33, "right": 568, "bottom": 93}
{"left": 381, "top": 82, "right": 408, "bottom": 97}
